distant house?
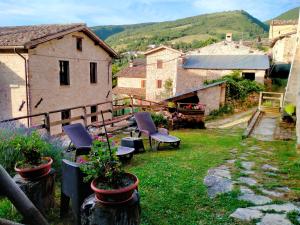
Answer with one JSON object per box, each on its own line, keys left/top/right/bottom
{"left": 114, "top": 44, "right": 269, "bottom": 110}
{"left": 270, "top": 20, "right": 298, "bottom": 63}
{"left": 113, "top": 58, "right": 146, "bottom": 98}
{"left": 0, "top": 23, "right": 117, "bottom": 134}
{"left": 144, "top": 45, "right": 269, "bottom": 103}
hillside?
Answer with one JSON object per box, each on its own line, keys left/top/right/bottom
{"left": 270, "top": 7, "right": 299, "bottom": 21}
{"left": 91, "top": 10, "right": 269, "bottom": 52}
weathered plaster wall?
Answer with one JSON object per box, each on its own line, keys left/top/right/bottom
{"left": 28, "top": 31, "right": 112, "bottom": 134}
{"left": 269, "top": 24, "right": 298, "bottom": 39}
{"left": 272, "top": 34, "right": 297, "bottom": 63}
{"left": 0, "top": 53, "right": 28, "bottom": 124}
{"left": 118, "top": 77, "right": 145, "bottom": 88}
{"left": 197, "top": 85, "right": 225, "bottom": 115}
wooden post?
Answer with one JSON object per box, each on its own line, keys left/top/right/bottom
{"left": 82, "top": 106, "right": 87, "bottom": 127}
{"left": 130, "top": 96, "right": 134, "bottom": 114}
{"left": 44, "top": 113, "right": 51, "bottom": 135}
{"left": 0, "top": 166, "right": 49, "bottom": 225}
{"left": 258, "top": 92, "right": 262, "bottom": 111}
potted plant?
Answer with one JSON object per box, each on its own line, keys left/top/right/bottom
{"left": 80, "top": 139, "right": 139, "bottom": 204}
{"left": 167, "top": 101, "right": 177, "bottom": 113}
{"left": 13, "top": 132, "right": 53, "bottom": 180}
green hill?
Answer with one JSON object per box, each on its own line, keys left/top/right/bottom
{"left": 270, "top": 7, "right": 299, "bottom": 21}
{"left": 92, "top": 10, "right": 269, "bottom": 52}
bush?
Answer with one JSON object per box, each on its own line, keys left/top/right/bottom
{"left": 208, "top": 104, "right": 234, "bottom": 119}
{"left": 150, "top": 113, "right": 168, "bottom": 128}
{"left": 204, "top": 71, "right": 264, "bottom": 101}
{"left": 0, "top": 122, "right": 63, "bottom": 177}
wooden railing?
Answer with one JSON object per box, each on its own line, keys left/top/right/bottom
{"left": 258, "top": 92, "right": 284, "bottom": 114}
{"left": 0, "top": 96, "right": 164, "bottom": 135}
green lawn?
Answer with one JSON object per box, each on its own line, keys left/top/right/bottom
{"left": 1, "top": 128, "right": 299, "bottom": 225}
{"left": 126, "top": 128, "right": 250, "bottom": 225}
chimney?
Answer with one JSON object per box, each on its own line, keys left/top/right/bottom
{"left": 226, "top": 33, "right": 233, "bottom": 42}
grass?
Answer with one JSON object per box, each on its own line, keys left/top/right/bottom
{"left": 0, "top": 128, "right": 299, "bottom": 224}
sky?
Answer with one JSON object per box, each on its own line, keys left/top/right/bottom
{"left": 0, "top": 0, "right": 299, "bottom": 27}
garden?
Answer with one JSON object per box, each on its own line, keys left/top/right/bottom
{"left": 0, "top": 120, "right": 299, "bottom": 225}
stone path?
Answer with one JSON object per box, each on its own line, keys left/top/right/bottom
{"left": 251, "top": 117, "right": 277, "bottom": 141}
{"left": 203, "top": 142, "right": 300, "bottom": 224}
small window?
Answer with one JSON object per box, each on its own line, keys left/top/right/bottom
{"left": 61, "top": 109, "right": 71, "bottom": 127}
{"left": 90, "top": 62, "right": 97, "bottom": 84}
{"left": 59, "top": 60, "right": 70, "bottom": 86}
{"left": 157, "top": 60, "right": 163, "bottom": 69}
{"left": 76, "top": 37, "right": 82, "bottom": 51}
{"left": 90, "top": 105, "right": 97, "bottom": 122}
{"left": 156, "top": 80, "right": 162, "bottom": 89}
{"left": 242, "top": 72, "right": 255, "bottom": 81}
{"left": 141, "top": 80, "right": 146, "bottom": 88}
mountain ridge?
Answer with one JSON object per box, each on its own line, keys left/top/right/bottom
{"left": 91, "top": 10, "right": 269, "bottom": 52}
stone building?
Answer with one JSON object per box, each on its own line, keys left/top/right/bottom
{"left": 0, "top": 24, "right": 117, "bottom": 134}
{"left": 112, "top": 58, "right": 146, "bottom": 98}
{"left": 270, "top": 20, "right": 298, "bottom": 63}
{"left": 114, "top": 44, "right": 269, "bottom": 105}
{"left": 283, "top": 18, "right": 300, "bottom": 149}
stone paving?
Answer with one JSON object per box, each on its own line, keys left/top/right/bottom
{"left": 204, "top": 142, "right": 300, "bottom": 224}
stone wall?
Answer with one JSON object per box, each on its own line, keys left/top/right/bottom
{"left": 269, "top": 23, "right": 298, "bottom": 39}
{"left": 0, "top": 53, "right": 28, "bottom": 124}
{"left": 272, "top": 34, "right": 297, "bottom": 63}
{"left": 28, "top": 31, "right": 112, "bottom": 134}
{"left": 145, "top": 48, "right": 181, "bottom": 101}
{"left": 176, "top": 61, "right": 265, "bottom": 95}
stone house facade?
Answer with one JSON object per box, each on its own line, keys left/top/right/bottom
{"left": 114, "top": 44, "right": 269, "bottom": 104}
{"left": 270, "top": 20, "right": 298, "bottom": 63}
{"left": 144, "top": 46, "right": 269, "bottom": 102}
{"left": 0, "top": 24, "right": 117, "bottom": 134}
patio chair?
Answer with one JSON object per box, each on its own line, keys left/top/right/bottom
{"left": 134, "top": 112, "right": 180, "bottom": 150}
{"left": 60, "top": 159, "right": 92, "bottom": 225}
{"left": 63, "top": 123, "right": 135, "bottom": 160}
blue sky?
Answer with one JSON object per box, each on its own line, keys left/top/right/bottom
{"left": 0, "top": 0, "right": 299, "bottom": 26}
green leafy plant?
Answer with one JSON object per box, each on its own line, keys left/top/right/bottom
{"left": 0, "top": 123, "right": 63, "bottom": 176}
{"left": 12, "top": 132, "right": 46, "bottom": 167}
{"left": 80, "top": 140, "right": 125, "bottom": 189}
{"left": 150, "top": 112, "right": 168, "bottom": 128}
{"left": 167, "top": 101, "right": 176, "bottom": 108}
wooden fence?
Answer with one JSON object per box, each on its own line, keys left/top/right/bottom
{"left": 0, "top": 97, "right": 164, "bottom": 135}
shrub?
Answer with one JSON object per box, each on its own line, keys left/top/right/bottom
{"left": 150, "top": 113, "right": 168, "bottom": 128}
{"left": 80, "top": 140, "right": 124, "bottom": 189}
{"left": 208, "top": 104, "right": 234, "bottom": 118}
{"left": 0, "top": 122, "right": 63, "bottom": 176}
{"left": 204, "top": 71, "right": 264, "bottom": 101}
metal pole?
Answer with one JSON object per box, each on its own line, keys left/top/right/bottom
{"left": 100, "top": 111, "right": 112, "bottom": 160}
{"left": 0, "top": 166, "right": 49, "bottom": 225}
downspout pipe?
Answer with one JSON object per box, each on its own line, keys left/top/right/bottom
{"left": 14, "top": 48, "right": 30, "bottom": 127}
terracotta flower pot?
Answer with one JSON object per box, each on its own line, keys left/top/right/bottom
{"left": 91, "top": 173, "right": 139, "bottom": 205}
{"left": 15, "top": 157, "right": 53, "bottom": 180}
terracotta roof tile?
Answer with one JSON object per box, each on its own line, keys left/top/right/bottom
{"left": 0, "top": 23, "right": 84, "bottom": 46}
{"left": 112, "top": 87, "right": 146, "bottom": 97}
{"left": 116, "top": 59, "right": 146, "bottom": 78}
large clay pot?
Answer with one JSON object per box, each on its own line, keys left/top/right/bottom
{"left": 91, "top": 173, "right": 139, "bottom": 205}
{"left": 15, "top": 157, "right": 53, "bottom": 180}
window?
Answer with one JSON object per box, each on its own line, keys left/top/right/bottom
{"left": 76, "top": 37, "right": 82, "bottom": 51}
{"left": 141, "top": 80, "right": 146, "bottom": 88}
{"left": 90, "top": 62, "right": 97, "bottom": 84}
{"left": 90, "top": 105, "right": 98, "bottom": 122}
{"left": 59, "top": 60, "right": 70, "bottom": 86}
{"left": 242, "top": 72, "right": 255, "bottom": 81}
{"left": 157, "top": 60, "right": 163, "bottom": 69}
{"left": 156, "top": 80, "right": 162, "bottom": 89}
{"left": 61, "top": 109, "right": 71, "bottom": 127}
